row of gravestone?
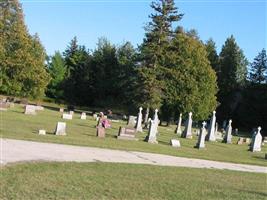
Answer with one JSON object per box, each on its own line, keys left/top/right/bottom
{"left": 115, "top": 107, "right": 264, "bottom": 152}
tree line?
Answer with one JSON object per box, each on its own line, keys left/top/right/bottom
{"left": 1, "top": 0, "right": 266, "bottom": 133}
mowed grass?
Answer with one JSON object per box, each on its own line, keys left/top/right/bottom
{"left": 1, "top": 162, "right": 266, "bottom": 200}
{"left": 1, "top": 104, "right": 266, "bottom": 166}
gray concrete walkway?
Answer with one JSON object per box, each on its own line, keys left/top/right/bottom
{"left": 1, "top": 138, "right": 266, "bottom": 173}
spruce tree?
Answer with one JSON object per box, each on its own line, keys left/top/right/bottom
{"left": 205, "top": 38, "right": 219, "bottom": 74}
{"left": 218, "top": 35, "right": 248, "bottom": 95}
{"left": 249, "top": 49, "right": 267, "bottom": 84}
{"left": 0, "top": 0, "right": 49, "bottom": 98}
{"left": 137, "top": 0, "right": 183, "bottom": 109}
{"left": 46, "top": 51, "right": 66, "bottom": 100}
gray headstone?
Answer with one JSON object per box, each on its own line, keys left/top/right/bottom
{"left": 24, "top": 105, "right": 36, "bottom": 115}
{"left": 223, "top": 119, "right": 232, "bottom": 144}
{"left": 62, "top": 113, "right": 72, "bottom": 120}
{"left": 144, "top": 107, "right": 149, "bottom": 124}
{"left": 80, "top": 112, "right": 86, "bottom": 120}
{"left": 135, "top": 107, "right": 143, "bottom": 132}
{"left": 196, "top": 122, "right": 207, "bottom": 149}
{"left": 146, "top": 109, "right": 159, "bottom": 144}
{"left": 206, "top": 111, "right": 216, "bottom": 141}
{"left": 250, "top": 127, "right": 262, "bottom": 152}
{"left": 175, "top": 113, "right": 182, "bottom": 135}
{"left": 55, "top": 122, "right": 66, "bottom": 135}
{"left": 182, "top": 112, "right": 192, "bottom": 139}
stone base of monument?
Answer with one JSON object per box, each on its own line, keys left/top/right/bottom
{"left": 145, "top": 136, "right": 158, "bottom": 144}
{"left": 96, "top": 127, "right": 105, "bottom": 138}
{"left": 117, "top": 127, "right": 138, "bottom": 141}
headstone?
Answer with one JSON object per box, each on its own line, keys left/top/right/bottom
{"left": 175, "top": 113, "right": 182, "bottom": 135}
{"left": 181, "top": 112, "right": 192, "bottom": 139}
{"left": 170, "top": 139, "right": 181, "bottom": 148}
{"left": 234, "top": 128, "right": 238, "bottom": 136}
{"left": 24, "top": 105, "right": 36, "bottom": 115}
{"left": 223, "top": 119, "right": 232, "bottom": 144}
{"left": 135, "top": 107, "right": 143, "bottom": 132}
{"left": 80, "top": 112, "right": 86, "bottom": 120}
{"left": 35, "top": 105, "right": 44, "bottom": 111}
{"left": 62, "top": 113, "right": 72, "bottom": 120}
{"left": 244, "top": 138, "right": 250, "bottom": 144}
{"left": 38, "top": 129, "right": 46, "bottom": 135}
{"left": 145, "top": 109, "right": 159, "bottom": 144}
{"left": 127, "top": 116, "right": 137, "bottom": 127}
{"left": 206, "top": 111, "right": 216, "bottom": 141}
{"left": 237, "top": 137, "right": 244, "bottom": 145}
{"left": 55, "top": 122, "right": 66, "bottom": 135}
{"left": 117, "top": 127, "right": 138, "bottom": 141}
{"left": 69, "top": 111, "right": 74, "bottom": 115}
{"left": 250, "top": 126, "right": 262, "bottom": 152}
{"left": 144, "top": 107, "right": 149, "bottom": 125}
{"left": 195, "top": 122, "right": 207, "bottom": 149}
{"left": 96, "top": 126, "right": 105, "bottom": 138}
{"left": 263, "top": 137, "right": 267, "bottom": 144}
{"left": 93, "top": 113, "right": 98, "bottom": 120}
{"left": 59, "top": 108, "right": 64, "bottom": 112}
{"left": 0, "top": 102, "right": 9, "bottom": 111}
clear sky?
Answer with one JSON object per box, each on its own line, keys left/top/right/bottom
{"left": 21, "top": 0, "right": 266, "bottom": 62}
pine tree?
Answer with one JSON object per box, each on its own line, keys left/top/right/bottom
{"left": 249, "top": 49, "right": 267, "bottom": 84}
{"left": 0, "top": 0, "right": 49, "bottom": 98}
{"left": 205, "top": 38, "right": 219, "bottom": 74}
{"left": 137, "top": 0, "right": 183, "bottom": 109}
{"left": 218, "top": 35, "right": 248, "bottom": 95}
{"left": 63, "top": 37, "right": 91, "bottom": 104}
{"left": 46, "top": 51, "right": 66, "bottom": 100}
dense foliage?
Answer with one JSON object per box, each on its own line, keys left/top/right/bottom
{"left": 0, "top": 0, "right": 50, "bottom": 99}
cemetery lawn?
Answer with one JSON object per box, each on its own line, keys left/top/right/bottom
{"left": 1, "top": 162, "right": 266, "bottom": 200}
{"left": 1, "top": 104, "right": 267, "bottom": 166}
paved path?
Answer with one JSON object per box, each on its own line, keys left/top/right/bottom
{"left": 1, "top": 139, "right": 266, "bottom": 173}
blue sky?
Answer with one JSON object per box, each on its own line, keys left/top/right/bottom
{"left": 21, "top": 0, "right": 266, "bottom": 62}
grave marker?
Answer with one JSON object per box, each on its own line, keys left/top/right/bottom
{"left": 135, "top": 107, "right": 143, "bottom": 132}
{"left": 81, "top": 112, "right": 86, "bottom": 120}
{"left": 24, "top": 105, "right": 36, "bottom": 115}
{"left": 175, "top": 113, "right": 182, "bottom": 135}
{"left": 223, "top": 120, "right": 232, "bottom": 144}
{"left": 206, "top": 111, "right": 216, "bottom": 141}
{"left": 181, "top": 112, "right": 192, "bottom": 139}
{"left": 55, "top": 122, "right": 66, "bottom": 135}
{"left": 195, "top": 122, "right": 207, "bottom": 149}
{"left": 250, "top": 126, "right": 262, "bottom": 152}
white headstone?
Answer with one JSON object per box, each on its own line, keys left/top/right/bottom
{"left": 24, "top": 105, "right": 36, "bottom": 115}
{"left": 80, "top": 112, "right": 86, "bottom": 120}
{"left": 59, "top": 108, "right": 64, "bottom": 113}
{"left": 38, "top": 129, "right": 46, "bottom": 135}
{"left": 223, "top": 119, "right": 232, "bottom": 144}
{"left": 182, "top": 112, "right": 192, "bottom": 139}
{"left": 170, "top": 139, "right": 181, "bottom": 148}
{"left": 144, "top": 107, "right": 149, "bottom": 124}
{"left": 136, "top": 107, "right": 143, "bottom": 132}
{"left": 127, "top": 115, "right": 137, "bottom": 127}
{"left": 196, "top": 122, "right": 207, "bottom": 149}
{"left": 69, "top": 111, "right": 74, "bottom": 115}
{"left": 55, "top": 122, "right": 66, "bottom": 135}
{"left": 146, "top": 109, "right": 159, "bottom": 144}
{"left": 62, "top": 113, "right": 72, "bottom": 120}
{"left": 206, "top": 111, "right": 216, "bottom": 141}
{"left": 250, "top": 126, "right": 262, "bottom": 152}
{"left": 35, "top": 105, "right": 44, "bottom": 111}
{"left": 175, "top": 113, "right": 182, "bottom": 135}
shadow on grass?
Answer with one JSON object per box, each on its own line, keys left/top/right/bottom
{"left": 239, "top": 189, "right": 267, "bottom": 198}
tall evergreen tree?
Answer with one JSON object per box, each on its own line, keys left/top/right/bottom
{"left": 0, "top": 0, "right": 49, "bottom": 98}
{"left": 205, "top": 38, "right": 219, "bottom": 74}
{"left": 137, "top": 0, "right": 183, "bottom": 109}
{"left": 249, "top": 49, "right": 267, "bottom": 84}
{"left": 218, "top": 35, "right": 248, "bottom": 95}
{"left": 46, "top": 51, "right": 66, "bottom": 100}
{"left": 163, "top": 31, "right": 218, "bottom": 121}
{"left": 63, "top": 37, "right": 92, "bottom": 105}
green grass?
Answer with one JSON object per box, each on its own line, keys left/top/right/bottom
{"left": 1, "top": 162, "right": 266, "bottom": 200}
{"left": 1, "top": 104, "right": 266, "bottom": 166}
